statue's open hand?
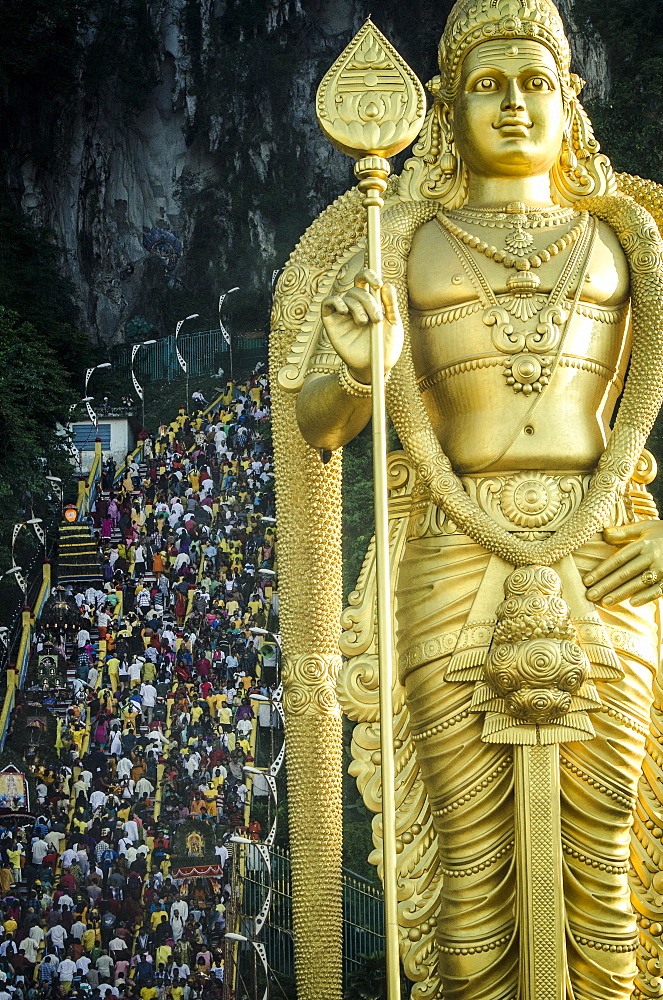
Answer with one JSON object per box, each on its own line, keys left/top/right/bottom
{"left": 321, "top": 269, "right": 403, "bottom": 385}
{"left": 583, "top": 520, "right": 663, "bottom": 607}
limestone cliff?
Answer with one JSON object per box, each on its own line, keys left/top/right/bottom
{"left": 0, "top": 0, "right": 614, "bottom": 343}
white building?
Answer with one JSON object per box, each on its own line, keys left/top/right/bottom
{"left": 70, "top": 417, "right": 136, "bottom": 474}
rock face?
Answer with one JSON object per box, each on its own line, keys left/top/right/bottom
{"left": 4, "top": 0, "right": 609, "bottom": 343}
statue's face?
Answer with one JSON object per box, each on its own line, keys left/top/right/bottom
{"left": 453, "top": 39, "right": 565, "bottom": 179}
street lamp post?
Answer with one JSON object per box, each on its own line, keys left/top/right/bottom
{"left": 84, "top": 363, "right": 112, "bottom": 428}
{"left": 224, "top": 933, "right": 269, "bottom": 1000}
{"left": 174, "top": 314, "right": 200, "bottom": 412}
{"left": 1, "top": 565, "right": 25, "bottom": 595}
{"left": 130, "top": 340, "right": 157, "bottom": 431}
{"left": 45, "top": 476, "right": 64, "bottom": 518}
{"left": 218, "top": 287, "right": 240, "bottom": 383}
{"left": 12, "top": 520, "right": 43, "bottom": 567}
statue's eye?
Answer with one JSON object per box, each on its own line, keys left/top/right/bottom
{"left": 474, "top": 78, "right": 498, "bottom": 92}
{"left": 526, "top": 76, "right": 552, "bottom": 91}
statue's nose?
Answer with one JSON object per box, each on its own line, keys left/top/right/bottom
{"left": 501, "top": 77, "right": 526, "bottom": 112}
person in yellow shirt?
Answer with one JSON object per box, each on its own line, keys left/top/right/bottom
{"left": 156, "top": 943, "right": 172, "bottom": 968}
{"left": 81, "top": 926, "right": 97, "bottom": 951}
{"left": 150, "top": 907, "right": 168, "bottom": 931}
{"left": 107, "top": 655, "right": 120, "bottom": 693}
{"left": 203, "top": 788, "right": 217, "bottom": 817}
{"left": 206, "top": 692, "right": 220, "bottom": 718}
{"left": 190, "top": 704, "right": 203, "bottom": 726}
{"left": 143, "top": 659, "right": 157, "bottom": 683}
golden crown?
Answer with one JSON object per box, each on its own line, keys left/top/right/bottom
{"left": 438, "top": 0, "right": 573, "bottom": 98}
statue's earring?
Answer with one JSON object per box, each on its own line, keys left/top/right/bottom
{"left": 440, "top": 122, "right": 457, "bottom": 178}
{"left": 428, "top": 104, "right": 457, "bottom": 178}
{"left": 561, "top": 123, "right": 578, "bottom": 172}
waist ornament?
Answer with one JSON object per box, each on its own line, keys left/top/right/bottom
{"left": 406, "top": 471, "right": 632, "bottom": 540}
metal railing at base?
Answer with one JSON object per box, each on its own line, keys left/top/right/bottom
{"left": 114, "top": 330, "right": 267, "bottom": 384}
{"left": 241, "top": 844, "right": 384, "bottom": 985}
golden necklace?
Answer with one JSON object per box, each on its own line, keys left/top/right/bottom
{"left": 447, "top": 202, "right": 579, "bottom": 258}
{"left": 437, "top": 210, "right": 585, "bottom": 272}
{"left": 436, "top": 211, "right": 593, "bottom": 394}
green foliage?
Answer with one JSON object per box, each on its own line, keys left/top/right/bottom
{"left": 0, "top": 209, "right": 91, "bottom": 607}
{"left": 0, "top": 209, "right": 90, "bottom": 379}
{"left": 342, "top": 430, "right": 374, "bottom": 600}
{"left": 0, "top": 307, "right": 78, "bottom": 574}
{"left": 0, "top": 0, "right": 91, "bottom": 91}
{"left": 345, "top": 952, "right": 387, "bottom": 1000}
{"left": 125, "top": 316, "right": 156, "bottom": 341}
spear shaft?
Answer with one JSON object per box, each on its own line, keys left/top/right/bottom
{"left": 356, "top": 156, "right": 401, "bottom": 1000}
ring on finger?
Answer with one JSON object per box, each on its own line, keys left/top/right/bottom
{"left": 641, "top": 569, "right": 662, "bottom": 587}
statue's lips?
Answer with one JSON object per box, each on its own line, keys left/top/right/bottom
{"left": 494, "top": 119, "right": 533, "bottom": 138}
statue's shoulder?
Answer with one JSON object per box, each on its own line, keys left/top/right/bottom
{"left": 273, "top": 182, "right": 437, "bottom": 393}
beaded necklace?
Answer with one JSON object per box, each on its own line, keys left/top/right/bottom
{"left": 437, "top": 210, "right": 584, "bottom": 271}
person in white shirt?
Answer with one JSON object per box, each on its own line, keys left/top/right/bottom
{"left": 45, "top": 830, "right": 62, "bottom": 851}
{"left": 76, "top": 628, "right": 90, "bottom": 649}
{"left": 117, "top": 757, "right": 132, "bottom": 780}
{"left": 58, "top": 958, "right": 77, "bottom": 985}
{"left": 96, "top": 610, "right": 111, "bottom": 632}
{"left": 71, "top": 919, "right": 86, "bottom": 941}
{"left": 173, "top": 552, "right": 190, "bottom": 572}
{"left": 47, "top": 923, "right": 67, "bottom": 952}
{"left": 140, "top": 683, "right": 157, "bottom": 725}
{"left": 89, "top": 790, "right": 107, "bottom": 811}
{"left": 128, "top": 660, "right": 143, "bottom": 688}
{"left": 60, "top": 848, "right": 77, "bottom": 869}
{"left": 185, "top": 752, "right": 200, "bottom": 778}
{"left": 29, "top": 925, "right": 44, "bottom": 946}
{"left": 19, "top": 936, "right": 38, "bottom": 963}
{"left": 109, "top": 731, "right": 122, "bottom": 757}
{"left": 76, "top": 956, "right": 91, "bottom": 975}
{"left": 123, "top": 819, "right": 139, "bottom": 843}
{"left": 31, "top": 837, "right": 48, "bottom": 865}
{"left": 135, "top": 777, "right": 154, "bottom": 798}
{"left": 171, "top": 898, "right": 188, "bottom": 923}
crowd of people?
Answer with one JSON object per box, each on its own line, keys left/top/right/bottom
{"left": 0, "top": 365, "right": 280, "bottom": 1000}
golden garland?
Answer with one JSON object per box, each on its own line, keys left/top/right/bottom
{"left": 382, "top": 192, "right": 663, "bottom": 567}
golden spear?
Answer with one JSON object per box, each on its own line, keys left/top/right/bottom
{"left": 316, "top": 22, "right": 426, "bottom": 1000}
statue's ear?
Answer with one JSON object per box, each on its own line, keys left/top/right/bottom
{"left": 570, "top": 73, "right": 585, "bottom": 96}
{"left": 426, "top": 75, "right": 442, "bottom": 96}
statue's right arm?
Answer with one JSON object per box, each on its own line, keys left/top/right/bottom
{"left": 296, "top": 267, "right": 403, "bottom": 450}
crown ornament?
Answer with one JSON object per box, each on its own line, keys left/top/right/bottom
{"left": 438, "top": 0, "right": 573, "bottom": 98}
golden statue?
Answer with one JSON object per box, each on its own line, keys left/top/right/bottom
{"left": 271, "top": 2, "right": 663, "bottom": 999}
